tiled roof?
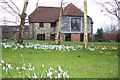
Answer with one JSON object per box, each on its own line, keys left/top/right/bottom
{"left": 29, "top": 3, "right": 84, "bottom": 23}
{"left": 29, "top": 7, "right": 60, "bottom": 23}
{"left": 63, "top": 3, "right": 84, "bottom": 16}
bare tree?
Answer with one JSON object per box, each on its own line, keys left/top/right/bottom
{"left": 95, "top": 0, "right": 120, "bottom": 42}
{"left": 0, "top": 0, "right": 29, "bottom": 44}
{"left": 104, "top": 23, "right": 118, "bottom": 42}
{"left": 96, "top": 0, "right": 120, "bottom": 20}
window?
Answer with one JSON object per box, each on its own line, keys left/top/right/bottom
{"left": 37, "top": 34, "right": 45, "bottom": 40}
{"left": 39, "top": 23, "right": 44, "bottom": 27}
{"left": 50, "top": 34, "right": 55, "bottom": 40}
{"left": 71, "top": 18, "right": 81, "bottom": 31}
{"left": 64, "top": 33, "right": 71, "bottom": 41}
{"left": 51, "top": 22, "right": 56, "bottom": 27}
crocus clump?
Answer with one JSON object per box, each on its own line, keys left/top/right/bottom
{"left": 1, "top": 60, "right": 70, "bottom": 79}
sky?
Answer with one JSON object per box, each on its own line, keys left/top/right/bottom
{"left": 0, "top": 0, "right": 119, "bottom": 33}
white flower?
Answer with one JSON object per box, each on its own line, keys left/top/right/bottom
{"left": 29, "top": 66, "right": 35, "bottom": 71}
{"left": 1, "top": 60, "right": 4, "bottom": 64}
{"left": 32, "top": 67, "right": 35, "bottom": 70}
{"left": 16, "top": 67, "right": 19, "bottom": 71}
{"left": 22, "top": 66, "right": 26, "bottom": 70}
{"left": 57, "top": 73, "right": 61, "bottom": 78}
{"left": 6, "top": 63, "right": 8, "bottom": 66}
{"left": 0, "top": 63, "right": 1, "bottom": 66}
{"left": 28, "top": 63, "right": 31, "bottom": 68}
{"left": 47, "top": 71, "right": 52, "bottom": 78}
{"left": 66, "top": 74, "right": 69, "bottom": 78}
{"left": 49, "top": 67, "right": 53, "bottom": 71}
{"left": 3, "top": 67, "right": 5, "bottom": 70}
{"left": 58, "top": 66, "right": 63, "bottom": 73}
{"left": 8, "top": 64, "right": 12, "bottom": 69}
{"left": 33, "top": 73, "right": 37, "bottom": 78}
{"left": 5, "top": 68, "right": 8, "bottom": 72}
{"left": 63, "top": 71, "right": 69, "bottom": 78}
{"left": 42, "top": 64, "right": 44, "bottom": 68}
{"left": 55, "top": 76, "right": 58, "bottom": 79}
{"left": 19, "top": 45, "right": 24, "bottom": 49}
{"left": 63, "top": 72, "right": 66, "bottom": 78}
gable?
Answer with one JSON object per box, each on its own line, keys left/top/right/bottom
{"left": 63, "top": 3, "right": 84, "bottom": 16}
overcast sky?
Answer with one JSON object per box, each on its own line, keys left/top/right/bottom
{"left": 0, "top": 0, "right": 119, "bottom": 33}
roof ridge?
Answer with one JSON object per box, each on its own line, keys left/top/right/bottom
{"left": 37, "top": 6, "right": 60, "bottom": 8}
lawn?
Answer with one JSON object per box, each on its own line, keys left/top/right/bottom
{"left": 1, "top": 40, "right": 118, "bottom": 78}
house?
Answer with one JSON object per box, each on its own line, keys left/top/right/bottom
{"left": 1, "top": 25, "right": 29, "bottom": 40}
{"left": 29, "top": 3, "right": 93, "bottom": 42}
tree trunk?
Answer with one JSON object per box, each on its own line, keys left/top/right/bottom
{"left": 17, "top": 13, "right": 26, "bottom": 44}
{"left": 17, "top": 0, "right": 28, "bottom": 44}
{"left": 55, "top": 1, "right": 63, "bottom": 45}
{"left": 83, "top": 0, "right": 88, "bottom": 49}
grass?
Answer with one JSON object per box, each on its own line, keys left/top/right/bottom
{"left": 2, "top": 40, "right": 118, "bottom": 78}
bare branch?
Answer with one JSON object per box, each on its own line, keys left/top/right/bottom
{"left": 2, "top": 6, "right": 17, "bottom": 17}
{"left": 2, "top": 0, "right": 20, "bottom": 16}
{"left": 0, "top": 19, "right": 19, "bottom": 25}
{"left": 95, "top": 0, "right": 120, "bottom": 20}
{"left": 10, "top": 0, "right": 20, "bottom": 14}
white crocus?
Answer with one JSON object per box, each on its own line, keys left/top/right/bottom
{"left": 6, "top": 63, "right": 8, "bottom": 66}
{"left": 42, "top": 64, "right": 44, "bottom": 68}
{"left": 58, "top": 66, "right": 63, "bottom": 73}
{"left": 8, "top": 64, "right": 12, "bottom": 69}
{"left": 5, "top": 68, "right": 8, "bottom": 73}
{"left": 16, "top": 67, "right": 19, "bottom": 71}
{"left": 57, "top": 73, "right": 61, "bottom": 78}
{"left": 63, "top": 71, "right": 69, "bottom": 78}
{"left": 28, "top": 63, "right": 31, "bottom": 68}
{"left": 32, "top": 66, "right": 35, "bottom": 70}
{"left": 3, "top": 67, "right": 5, "bottom": 70}
{"left": 1, "top": 60, "right": 4, "bottom": 64}
{"left": 33, "top": 73, "right": 37, "bottom": 78}
{"left": 47, "top": 71, "right": 52, "bottom": 78}
{"left": 22, "top": 66, "right": 26, "bottom": 70}
{"left": 19, "top": 45, "right": 24, "bottom": 49}
{"left": 49, "top": 67, "right": 53, "bottom": 71}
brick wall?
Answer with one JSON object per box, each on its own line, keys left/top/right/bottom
{"left": 71, "top": 33, "right": 80, "bottom": 42}
{"left": 60, "top": 33, "right": 64, "bottom": 41}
